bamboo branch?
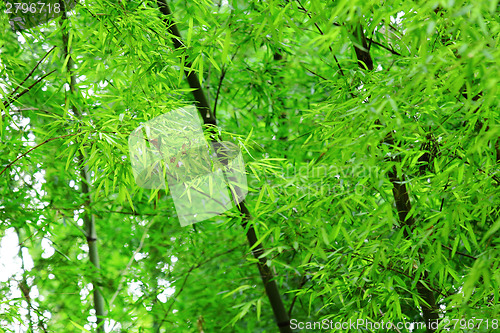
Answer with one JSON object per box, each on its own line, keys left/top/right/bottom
{"left": 155, "top": 247, "right": 239, "bottom": 331}
{"left": 441, "top": 244, "right": 477, "bottom": 260}
{"left": 60, "top": 4, "right": 106, "bottom": 332}
{"left": 296, "top": 0, "right": 344, "bottom": 76}
{"left": 0, "top": 133, "right": 77, "bottom": 176}
{"left": 108, "top": 219, "right": 155, "bottom": 308}
{"left": 366, "top": 37, "right": 402, "bottom": 56}
{"left": 3, "top": 70, "right": 56, "bottom": 109}
{"left": 156, "top": 2, "right": 292, "bottom": 331}
{"left": 10, "top": 46, "right": 56, "bottom": 96}
{"left": 287, "top": 241, "right": 316, "bottom": 317}
{"left": 157, "top": 2, "right": 216, "bottom": 127}
{"left": 349, "top": 22, "right": 439, "bottom": 332}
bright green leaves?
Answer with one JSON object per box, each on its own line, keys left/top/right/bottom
{"left": 221, "top": 28, "right": 231, "bottom": 65}
{"left": 0, "top": 0, "right": 498, "bottom": 332}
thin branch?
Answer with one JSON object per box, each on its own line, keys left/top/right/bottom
{"left": 441, "top": 244, "right": 478, "bottom": 260}
{"left": 300, "top": 64, "right": 329, "bottom": 81}
{"left": 367, "top": 37, "right": 402, "bottom": 56}
{"left": 155, "top": 247, "right": 239, "bottom": 330}
{"left": 3, "top": 70, "right": 56, "bottom": 109}
{"left": 288, "top": 242, "right": 316, "bottom": 317}
{"left": 108, "top": 219, "right": 156, "bottom": 308}
{"left": 17, "top": 228, "right": 34, "bottom": 332}
{"left": 2, "top": 107, "right": 57, "bottom": 117}
{"left": 0, "top": 133, "right": 77, "bottom": 176}
{"left": 295, "top": 0, "right": 344, "bottom": 76}
{"left": 377, "top": 306, "right": 403, "bottom": 333}
{"left": 213, "top": 67, "right": 228, "bottom": 119}
{"left": 98, "top": 210, "right": 158, "bottom": 217}
{"left": 213, "top": 49, "right": 240, "bottom": 118}
{"left": 9, "top": 46, "right": 56, "bottom": 97}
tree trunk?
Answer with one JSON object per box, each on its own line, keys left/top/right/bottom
{"left": 61, "top": 5, "right": 106, "bottom": 332}
{"left": 156, "top": 1, "right": 292, "bottom": 331}
{"left": 349, "top": 22, "right": 439, "bottom": 332}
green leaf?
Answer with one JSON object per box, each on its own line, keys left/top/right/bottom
{"left": 221, "top": 28, "right": 231, "bottom": 64}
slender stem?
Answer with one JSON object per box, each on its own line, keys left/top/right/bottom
{"left": 157, "top": 1, "right": 216, "bottom": 127}
{"left": 288, "top": 241, "right": 316, "bottom": 317}
{"left": 6, "top": 45, "right": 56, "bottom": 101}
{"left": 60, "top": 4, "right": 106, "bottom": 332}
{"left": 0, "top": 133, "right": 77, "bottom": 176}
{"left": 296, "top": 0, "right": 344, "bottom": 76}
{"left": 366, "top": 37, "right": 402, "bottom": 56}
{"left": 3, "top": 70, "right": 56, "bottom": 109}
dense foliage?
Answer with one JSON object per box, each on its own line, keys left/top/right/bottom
{"left": 1, "top": 0, "right": 499, "bottom": 332}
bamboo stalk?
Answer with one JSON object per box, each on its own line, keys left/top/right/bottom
{"left": 60, "top": 6, "right": 106, "bottom": 332}
{"left": 349, "top": 22, "right": 440, "bottom": 332}
{"left": 156, "top": 1, "right": 292, "bottom": 331}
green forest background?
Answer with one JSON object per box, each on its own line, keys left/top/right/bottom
{"left": 0, "top": 0, "right": 499, "bottom": 332}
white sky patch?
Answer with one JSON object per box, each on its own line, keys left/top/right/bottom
{"left": 105, "top": 319, "right": 122, "bottom": 332}
{"left": 20, "top": 247, "right": 34, "bottom": 270}
{"left": 10, "top": 114, "right": 30, "bottom": 131}
{"left": 79, "top": 282, "right": 93, "bottom": 302}
{"left": 391, "top": 11, "right": 405, "bottom": 26}
{"left": 16, "top": 33, "right": 26, "bottom": 44}
{"left": 157, "top": 278, "right": 176, "bottom": 303}
{"left": 0, "top": 228, "right": 22, "bottom": 282}
{"left": 41, "top": 238, "right": 55, "bottom": 258}
{"left": 99, "top": 80, "right": 109, "bottom": 89}
{"left": 127, "top": 280, "right": 144, "bottom": 301}
{"left": 77, "top": 243, "right": 88, "bottom": 260}
{"left": 77, "top": 75, "right": 87, "bottom": 83}
{"left": 134, "top": 252, "right": 148, "bottom": 261}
